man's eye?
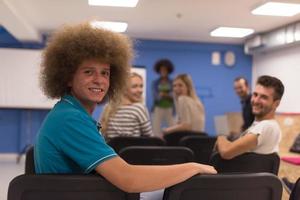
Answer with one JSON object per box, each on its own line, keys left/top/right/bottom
{"left": 84, "top": 70, "right": 93, "bottom": 75}
{"left": 102, "top": 71, "right": 110, "bottom": 77}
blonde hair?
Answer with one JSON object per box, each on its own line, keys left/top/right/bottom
{"left": 173, "top": 74, "right": 204, "bottom": 110}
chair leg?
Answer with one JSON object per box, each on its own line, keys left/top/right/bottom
{"left": 282, "top": 177, "right": 295, "bottom": 194}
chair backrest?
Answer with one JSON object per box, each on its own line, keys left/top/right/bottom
{"left": 290, "top": 177, "right": 300, "bottom": 200}
{"left": 8, "top": 174, "right": 139, "bottom": 200}
{"left": 179, "top": 135, "right": 217, "bottom": 164}
{"left": 209, "top": 152, "right": 280, "bottom": 175}
{"left": 119, "top": 146, "right": 194, "bottom": 165}
{"left": 25, "top": 146, "right": 35, "bottom": 174}
{"left": 163, "top": 173, "right": 282, "bottom": 200}
{"left": 107, "top": 136, "right": 165, "bottom": 153}
{"left": 163, "top": 131, "right": 207, "bottom": 146}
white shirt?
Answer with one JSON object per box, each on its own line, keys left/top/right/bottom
{"left": 242, "top": 119, "right": 281, "bottom": 154}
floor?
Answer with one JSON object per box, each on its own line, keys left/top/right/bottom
{"left": 0, "top": 155, "right": 24, "bottom": 200}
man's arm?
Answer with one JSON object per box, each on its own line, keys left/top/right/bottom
{"left": 96, "top": 156, "right": 217, "bottom": 193}
{"left": 216, "top": 133, "right": 258, "bottom": 160}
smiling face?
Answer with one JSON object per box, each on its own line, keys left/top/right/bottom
{"left": 173, "top": 78, "right": 188, "bottom": 98}
{"left": 251, "top": 84, "right": 280, "bottom": 120}
{"left": 234, "top": 79, "right": 249, "bottom": 99}
{"left": 68, "top": 59, "right": 110, "bottom": 113}
{"left": 126, "top": 75, "right": 143, "bottom": 103}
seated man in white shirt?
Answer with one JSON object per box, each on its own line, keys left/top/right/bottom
{"left": 216, "top": 75, "right": 284, "bottom": 159}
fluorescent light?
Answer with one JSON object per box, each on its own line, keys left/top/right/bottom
{"left": 88, "top": 0, "right": 138, "bottom": 7}
{"left": 90, "top": 21, "right": 128, "bottom": 32}
{"left": 210, "top": 27, "right": 254, "bottom": 38}
{"left": 252, "top": 2, "right": 300, "bottom": 16}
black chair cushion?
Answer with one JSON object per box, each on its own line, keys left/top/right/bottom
{"left": 107, "top": 136, "right": 165, "bottom": 153}
{"left": 119, "top": 146, "right": 194, "bottom": 165}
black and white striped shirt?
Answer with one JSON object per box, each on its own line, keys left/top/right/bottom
{"left": 106, "top": 103, "right": 153, "bottom": 138}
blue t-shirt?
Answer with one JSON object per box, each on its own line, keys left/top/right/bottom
{"left": 34, "top": 95, "right": 117, "bottom": 174}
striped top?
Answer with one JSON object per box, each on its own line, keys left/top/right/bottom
{"left": 106, "top": 103, "right": 153, "bottom": 138}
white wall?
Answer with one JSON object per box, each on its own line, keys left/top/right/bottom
{"left": 0, "top": 48, "right": 57, "bottom": 109}
{"left": 252, "top": 45, "right": 300, "bottom": 113}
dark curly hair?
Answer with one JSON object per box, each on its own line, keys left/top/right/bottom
{"left": 40, "top": 22, "right": 133, "bottom": 104}
{"left": 154, "top": 58, "right": 174, "bottom": 74}
{"left": 256, "top": 75, "right": 284, "bottom": 100}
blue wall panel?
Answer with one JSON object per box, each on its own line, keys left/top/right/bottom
{"left": 0, "top": 109, "right": 49, "bottom": 153}
{"left": 0, "top": 109, "right": 21, "bottom": 152}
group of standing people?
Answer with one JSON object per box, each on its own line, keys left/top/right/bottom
{"left": 100, "top": 57, "right": 206, "bottom": 139}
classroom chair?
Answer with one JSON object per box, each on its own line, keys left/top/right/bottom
{"left": 179, "top": 135, "right": 217, "bottom": 164}
{"left": 163, "top": 173, "right": 282, "bottom": 200}
{"left": 163, "top": 131, "right": 207, "bottom": 146}
{"left": 7, "top": 174, "right": 139, "bottom": 200}
{"left": 25, "top": 146, "right": 35, "bottom": 174}
{"left": 289, "top": 177, "right": 300, "bottom": 200}
{"left": 209, "top": 152, "right": 280, "bottom": 175}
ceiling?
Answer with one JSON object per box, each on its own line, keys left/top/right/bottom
{"left": 1, "top": 0, "right": 300, "bottom": 46}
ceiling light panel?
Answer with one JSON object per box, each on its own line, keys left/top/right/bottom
{"left": 210, "top": 27, "right": 254, "bottom": 38}
{"left": 90, "top": 21, "right": 128, "bottom": 32}
{"left": 88, "top": 0, "right": 139, "bottom": 7}
{"left": 252, "top": 2, "right": 300, "bottom": 17}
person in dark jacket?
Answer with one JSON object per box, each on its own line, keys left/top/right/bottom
{"left": 234, "top": 76, "right": 255, "bottom": 131}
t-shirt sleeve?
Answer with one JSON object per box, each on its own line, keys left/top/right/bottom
{"left": 59, "top": 113, "right": 117, "bottom": 173}
{"left": 248, "top": 121, "right": 275, "bottom": 147}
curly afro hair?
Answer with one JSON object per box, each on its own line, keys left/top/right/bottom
{"left": 40, "top": 22, "right": 133, "bottom": 104}
{"left": 154, "top": 59, "right": 174, "bottom": 74}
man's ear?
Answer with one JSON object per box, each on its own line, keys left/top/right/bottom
{"left": 273, "top": 99, "right": 280, "bottom": 108}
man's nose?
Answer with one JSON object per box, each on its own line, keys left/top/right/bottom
{"left": 93, "top": 72, "right": 103, "bottom": 82}
{"left": 252, "top": 96, "right": 260, "bottom": 103}
{"left": 138, "top": 87, "right": 143, "bottom": 92}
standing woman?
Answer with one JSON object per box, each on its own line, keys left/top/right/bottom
{"left": 100, "top": 72, "right": 153, "bottom": 138}
{"left": 163, "top": 74, "right": 205, "bottom": 134}
{"left": 151, "top": 59, "right": 175, "bottom": 136}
